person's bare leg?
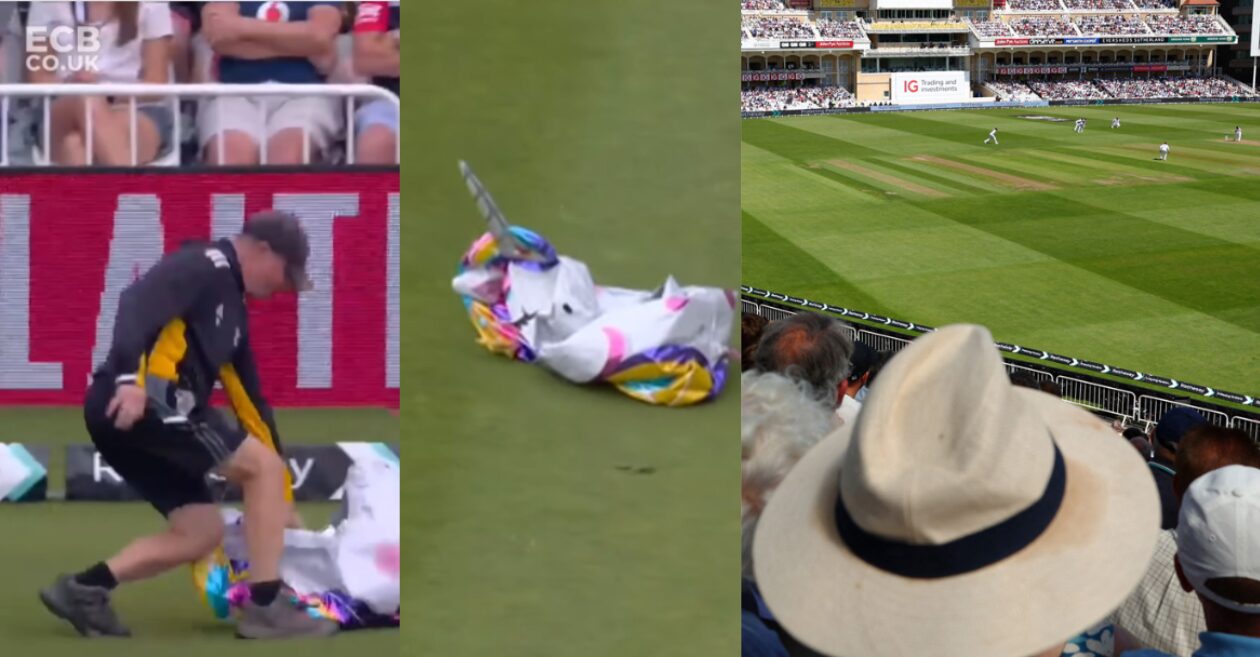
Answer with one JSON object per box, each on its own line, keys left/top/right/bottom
{"left": 355, "top": 125, "right": 397, "bottom": 164}
{"left": 203, "top": 131, "right": 260, "bottom": 166}
{"left": 104, "top": 504, "right": 224, "bottom": 582}
{"left": 263, "top": 128, "right": 315, "bottom": 165}
{"left": 218, "top": 437, "right": 287, "bottom": 584}
{"left": 89, "top": 107, "right": 160, "bottom": 166}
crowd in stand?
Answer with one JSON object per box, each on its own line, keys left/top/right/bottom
{"left": 1006, "top": 0, "right": 1065, "bottom": 11}
{"left": 740, "top": 86, "right": 855, "bottom": 112}
{"left": 741, "top": 0, "right": 789, "bottom": 10}
{"left": 987, "top": 80, "right": 1042, "bottom": 100}
{"left": 0, "top": 1, "right": 400, "bottom": 167}
{"left": 814, "top": 18, "right": 866, "bottom": 39}
{"left": 1027, "top": 78, "right": 1112, "bottom": 99}
{"left": 742, "top": 310, "right": 1260, "bottom": 657}
{"left": 1097, "top": 76, "right": 1245, "bottom": 98}
{"left": 1131, "top": 0, "right": 1178, "bottom": 9}
{"left": 1146, "top": 14, "right": 1226, "bottom": 34}
{"left": 1010, "top": 16, "right": 1078, "bottom": 35}
{"left": 743, "top": 15, "right": 816, "bottom": 39}
{"left": 971, "top": 19, "right": 1017, "bottom": 36}
{"left": 1075, "top": 15, "right": 1151, "bottom": 35}
{"left": 1062, "top": 0, "right": 1134, "bottom": 11}
{"left": 992, "top": 76, "right": 1247, "bottom": 100}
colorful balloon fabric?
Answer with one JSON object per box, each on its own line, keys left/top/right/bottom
{"left": 452, "top": 227, "right": 735, "bottom": 406}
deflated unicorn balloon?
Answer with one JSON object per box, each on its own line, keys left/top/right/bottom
{"left": 451, "top": 162, "right": 734, "bottom": 406}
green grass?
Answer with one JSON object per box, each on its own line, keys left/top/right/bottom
{"left": 405, "top": 1, "right": 739, "bottom": 655}
{"left": 0, "top": 408, "right": 398, "bottom": 656}
{"left": 743, "top": 103, "right": 1260, "bottom": 397}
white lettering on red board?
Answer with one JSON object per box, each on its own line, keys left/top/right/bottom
{"left": 0, "top": 195, "right": 62, "bottom": 389}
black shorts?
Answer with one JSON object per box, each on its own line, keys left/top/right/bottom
{"left": 84, "top": 377, "right": 246, "bottom": 517}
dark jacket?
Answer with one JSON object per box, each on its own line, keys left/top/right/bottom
{"left": 97, "top": 239, "right": 283, "bottom": 456}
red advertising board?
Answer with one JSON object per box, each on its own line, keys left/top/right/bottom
{"left": 0, "top": 170, "right": 400, "bottom": 408}
{"left": 813, "top": 40, "right": 855, "bottom": 49}
{"left": 995, "top": 38, "right": 1030, "bottom": 46}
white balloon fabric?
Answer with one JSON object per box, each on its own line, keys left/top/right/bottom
{"left": 191, "top": 461, "right": 400, "bottom": 630}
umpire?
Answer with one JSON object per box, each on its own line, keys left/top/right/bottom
{"left": 40, "top": 211, "right": 337, "bottom": 639}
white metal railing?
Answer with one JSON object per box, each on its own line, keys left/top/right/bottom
{"left": 1139, "top": 395, "right": 1231, "bottom": 427}
{"left": 0, "top": 83, "right": 400, "bottom": 167}
{"left": 1059, "top": 376, "right": 1139, "bottom": 420}
{"left": 742, "top": 300, "right": 1260, "bottom": 437}
{"left": 741, "top": 299, "right": 761, "bottom": 315}
{"left": 857, "top": 329, "right": 911, "bottom": 354}
{"left": 1006, "top": 362, "right": 1057, "bottom": 385}
{"left": 1234, "top": 417, "right": 1260, "bottom": 441}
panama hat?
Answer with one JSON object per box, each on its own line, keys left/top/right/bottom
{"left": 752, "top": 325, "right": 1160, "bottom": 657}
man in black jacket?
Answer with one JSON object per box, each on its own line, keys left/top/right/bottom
{"left": 39, "top": 211, "right": 336, "bottom": 640}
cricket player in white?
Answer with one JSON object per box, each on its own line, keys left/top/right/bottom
{"left": 1158, "top": 142, "right": 1170, "bottom": 160}
{"left": 984, "top": 128, "right": 999, "bottom": 145}
{"left": 1075, "top": 119, "right": 1085, "bottom": 134}
{"left": 1111, "top": 117, "right": 1121, "bottom": 129}
{"left": 1236, "top": 126, "right": 1243, "bottom": 142}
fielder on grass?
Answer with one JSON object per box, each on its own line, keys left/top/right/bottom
{"left": 38, "top": 211, "right": 336, "bottom": 640}
{"left": 1236, "top": 126, "right": 1243, "bottom": 142}
{"left": 984, "top": 127, "right": 999, "bottom": 145}
{"left": 1158, "top": 141, "right": 1170, "bottom": 161}
{"left": 1111, "top": 117, "right": 1121, "bottom": 129}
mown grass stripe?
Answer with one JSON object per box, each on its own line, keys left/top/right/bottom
{"left": 873, "top": 157, "right": 996, "bottom": 196}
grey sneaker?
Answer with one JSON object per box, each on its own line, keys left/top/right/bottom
{"left": 235, "top": 589, "right": 339, "bottom": 640}
{"left": 38, "top": 574, "right": 131, "bottom": 637}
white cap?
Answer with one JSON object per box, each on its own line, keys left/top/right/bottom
{"left": 1177, "top": 465, "right": 1260, "bottom": 614}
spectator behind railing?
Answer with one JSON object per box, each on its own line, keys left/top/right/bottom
{"left": 25, "top": 1, "right": 174, "bottom": 166}
{"left": 1131, "top": 0, "right": 1176, "bottom": 8}
{"left": 199, "top": 1, "right": 343, "bottom": 165}
{"left": 351, "top": 1, "right": 399, "bottom": 164}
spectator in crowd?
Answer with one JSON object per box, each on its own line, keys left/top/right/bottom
{"left": 751, "top": 324, "right": 1160, "bottom": 657}
{"left": 1125, "top": 427, "right": 1154, "bottom": 460}
{"left": 199, "top": 1, "right": 344, "bottom": 165}
{"left": 741, "top": 371, "right": 840, "bottom": 581}
{"left": 1112, "top": 425, "right": 1260, "bottom": 656}
{"left": 855, "top": 348, "right": 892, "bottom": 402}
{"left": 741, "top": 313, "right": 769, "bottom": 372}
{"left": 351, "top": 1, "right": 398, "bottom": 164}
{"left": 838, "top": 340, "right": 875, "bottom": 421}
{"left": 1120, "top": 464, "right": 1260, "bottom": 657}
{"left": 751, "top": 311, "right": 854, "bottom": 408}
{"left": 1149, "top": 407, "right": 1208, "bottom": 530}
{"left": 169, "top": 2, "right": 200, "bottom": 83}
{"left": 26, "top": 2, "right": 174, "bottom": 166}
{"left": 1145, "top": 15, "right": 1225, "bottom": 35}
{"left": 1076, "top": 15, "right": 1151, "bottom": 36}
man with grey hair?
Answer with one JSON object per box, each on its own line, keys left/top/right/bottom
{"left": 752, "top": 312, "right": 855, "bottom": 406}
